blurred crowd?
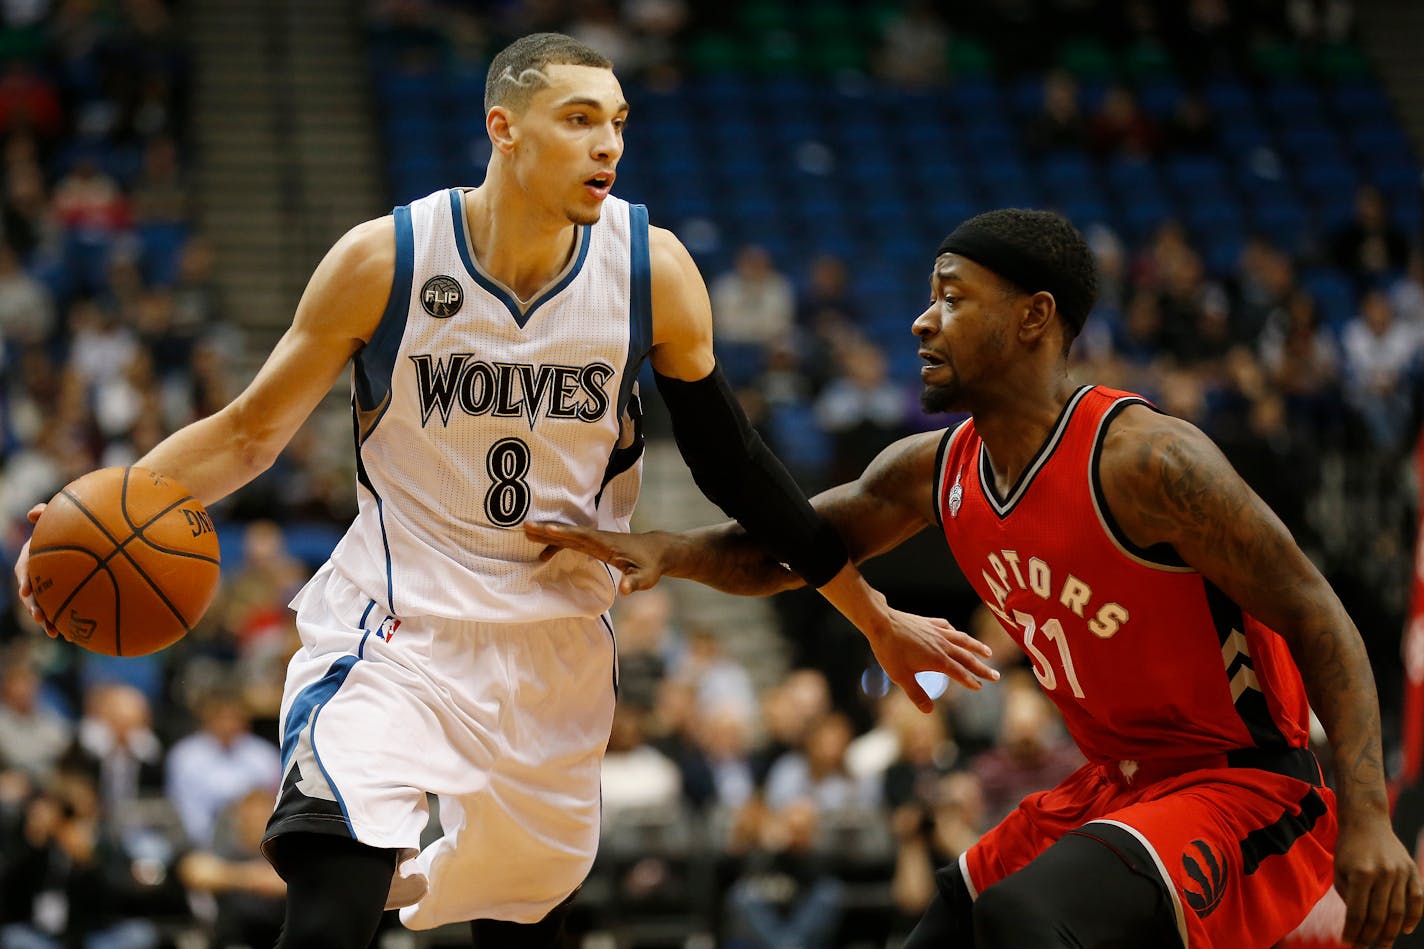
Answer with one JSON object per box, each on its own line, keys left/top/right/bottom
{"left": 3, "top": 0, "right": 1423, "bottom": 947}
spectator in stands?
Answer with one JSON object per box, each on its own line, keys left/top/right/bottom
{"left": 890, "top": 771, "right": 985, "bottom": 924}
{"left": 1286, "top": 0, "right": 1355, "bottom": 44}
{"left": 710, "top": 244, "right": 796, "bottom": 350}
{"left": 677, "top": 626, "right": 757, "bottom": 721}
{"left": 796, "top": 253, "right": 859, "bottom": 330}
{"left": 814, "top": 336, "right": 910, "bottom": 483}
{"left": 608, "top": 587, "right": 679, "bottom": 710}
{"left": 219, "top": 520, "right": 307, "bottom": 650}
{"left": 0, "top": 766, "right": 160, "bottom": 949}
{"left": 1023, "top": 70, "right": 1089, "bottom": 155}
{"left": 675, "top": 699, "right": 758, "bottom": 813}
{"left": 724, "top": 798, "right": 844, "bottom": 949}
{"left": 52, "top": 156, "right": 132, "bottom": 240}
{"left": 177, "top": 789, "right": 286, "bottom": 949}
{"left": 1088, "top": 86, "right": 1159, "bottom": 159}
{"left": 163, "top": 689, "right": 279, "bottom": 847}
{"left": 1258, "top": 289, "right": 1342, "bottom": 441}
{"left": 944, "top": 606, "right": 1025, "bottom": 760}
{"left": 600, "top": 703, "right": 682, "bottom": 820}
{"left": 69, "top": 683, "right": 164, "bottom": 817}
{"left": 873, "top": 0, "right": 950, "bottom": 88}
{"left": 765, "top": 712, "right": 881, "bottom": 813}
{"left": 1162, "top": 91, "right": 1218, "bottom": 154}
{"left": 0, "top": 651, "right": 71, "bottom": 779}
{"left": 67, "top": 298, "right": 138, "bottom": 388}
{"left": 0, "top": 63, "right": 62, "bottom": 141}
{"left": 1232, "top": 237, "right": 1297, "bottom": 344}
{"left": 881, "top": 701, "right": 958, "bottom": 811}
{"left": 752, "top": 668, "right": 831, "bottom": 787}
{"left": 1156, "top": 246, "right": 1232, "bottom": 368}
{"left": 970, "top": 684, "right": 1082, "bottom": 826}
{"left": 1340, "top": 288, "right": 1421, "bottom": 452}
{"left": 0, "top": 239, "right": 52, "bottom": 350}
{"left": 1330, "top": 185, "right": 1410, "bottom": 289}
{"left": 1390, "top": 245, "right": 1424, "bottom": 333}
{"left": 1111, "top": 288, "right": 1167, "bottom": 370}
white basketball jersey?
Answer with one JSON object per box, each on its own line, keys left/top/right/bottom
{"left": 324, "top": 188, "right": 652, "bottom": 622}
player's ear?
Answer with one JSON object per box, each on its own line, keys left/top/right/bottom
{"left": 1019, "top": 291, "right": 1056, "bottom": 344}
{"left": 487, "top": 106, "right": 517, "bottom": 155}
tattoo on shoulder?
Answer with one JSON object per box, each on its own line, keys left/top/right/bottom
{"left": 1113, "top": 419, "right": 1255, "bottom": 556}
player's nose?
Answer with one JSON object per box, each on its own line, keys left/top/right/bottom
{"left": 592, "top": 124, "right": 623, "bottom": 163}
{"left": 912, "top": 303, "right": 939, "bottom": 338}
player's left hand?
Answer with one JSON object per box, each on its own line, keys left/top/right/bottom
{"left": 523, "top": 521, "right": 670, "bottom": 593}
{"left": 1334, "top": 813, "right": 1423, "bottom": 948}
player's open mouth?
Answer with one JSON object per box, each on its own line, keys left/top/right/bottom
{"left": 584, "top": 173, "right": 615, "bottom": 197}
{"left": 920, "top": 349, "right": 948, "bottom": 379}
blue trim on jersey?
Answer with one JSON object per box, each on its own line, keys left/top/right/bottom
{"left": 600, "top": 613, "right": 620, "bottom": 698}
{"left": 376, "top": 494, "right": 394, "bottom": 614}
{"left": 356, "top": 598, "right": 376, "bottom": 658}
{"left": 447, "top": 189, "right": 591, "bottom": 329}
{"left": 280, "top": 655, "right": 360, "bottom": 834}
{"left": 622, "top": 203, "right": 653, "bottom": 410}
{"left": 351, "top": 408, "right": 396, "bottom": 614}
{"left": 352, "top": 204, "right": 413, "bottom": 439}
{"left": 594, "top": 203, "right": 653, "bottom": 505}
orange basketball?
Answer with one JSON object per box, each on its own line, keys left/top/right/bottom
{"left": 27, "top": 466, "right": 222, "bottom": 657}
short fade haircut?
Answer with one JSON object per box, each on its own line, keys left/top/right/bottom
{"left": 484, "top": 33, "right": 613, "bottom": 114}
{"left": 940, "top": 208, "right": 1098, "bottom": 344}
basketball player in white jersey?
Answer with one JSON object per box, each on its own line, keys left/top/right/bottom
{"left": 15, "top": 33, "right": 998, "bottom": 948}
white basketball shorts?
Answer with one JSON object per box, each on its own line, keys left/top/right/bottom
{"left": 261, "top": 563, "right": 618, "bottom": 928}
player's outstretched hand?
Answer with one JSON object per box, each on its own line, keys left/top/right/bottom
{"left": 867, "top": 605, "right": 998, "bottom": 713}
{"left": 523, "top": 522, "right": 670, "bottom": 594}
{"left": 1334, "top": 814, "right": 1423, "bottom": 949}
{"left": 13, "top": 503, "right": 59, "bottom": 639}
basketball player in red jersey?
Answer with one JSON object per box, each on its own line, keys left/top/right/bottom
{"left": 525, "top": 209, "right": 1424, "bottom": 947}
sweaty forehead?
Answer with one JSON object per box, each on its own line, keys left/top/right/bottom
{"left": 536, "top": 63, "right": 625, "bottom": 108}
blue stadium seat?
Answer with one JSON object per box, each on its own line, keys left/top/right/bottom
{"left": 1119, "top": 193, "right": 1175, "bottom": 239}
{"left": 1251, "top": 200, "right": 1310, "bottom": 251}
{"left": 1137, "top": 78, "right": 1182, "bottom": 120}
{"left": 1299, "top": 268, "right": 1357, "bottom": 328}
{"left": 1327, "top": 81, "right": 1394, "bottom": 125}
{"left": 1263, "top": 81, "right": 1323, "bottom": 122}
{"left": 1164, "top": 155, "right": 1230, "bottom": 198}
{"left": 1203, "top": 78, "right": 1253, "bottom": 118}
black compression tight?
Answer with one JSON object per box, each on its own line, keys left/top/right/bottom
{"left": 904, "top": 830, "right": 1180, "bottom": 949}
{"left": 270, "top": 833, "right": 398, "bottom": 949}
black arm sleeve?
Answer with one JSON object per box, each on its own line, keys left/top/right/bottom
{"left": 655, "top": 364, "right": 849, "bottom": 588}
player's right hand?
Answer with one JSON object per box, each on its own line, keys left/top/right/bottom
{"left": 523, "top": 522, "right": 670, "bottom": 594}
{"left": 14, "top": 503, "right": 59, "bottom": 638}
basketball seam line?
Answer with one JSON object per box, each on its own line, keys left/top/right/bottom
{"left": 37, "top": 545, "right": 112, "bottom": 644}
{"left": 120, "top": 471, "right": 221, "bottom": 565}
{"left": 59, "top": 488, "right": 198, "bottom": 638}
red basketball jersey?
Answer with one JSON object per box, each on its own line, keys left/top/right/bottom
{"left": 935, "top": 385, "right": 1311, "bottom": 771}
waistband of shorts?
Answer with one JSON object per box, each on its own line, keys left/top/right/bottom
{"left": 1098, "top": 745, "right": 1322, "bottom": 788}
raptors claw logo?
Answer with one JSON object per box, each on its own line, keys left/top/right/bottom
{"left": 1182, "top": 839, "right": 1228, "bottom": 917}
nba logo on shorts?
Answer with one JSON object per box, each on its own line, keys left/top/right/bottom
{"left": 377, "top": 615, "right": 401, "bottom": 642}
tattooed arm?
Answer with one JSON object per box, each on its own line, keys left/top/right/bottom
{"left": 526, "top": 430, "right": 998, "bottom": 704}
{"left": 529, "top": 430, "right": 946, "bottom": 596}
{"left": 1099, "top": 404, "right": 1422, "bottom": 949}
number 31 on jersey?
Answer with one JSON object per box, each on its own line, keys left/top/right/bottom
{"left": 1013, "top": 609, "right": 1086, "bottom": 699}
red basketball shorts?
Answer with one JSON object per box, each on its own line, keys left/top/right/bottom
{"left": 962, "top": 758, "right": 1337, "bottom": 948}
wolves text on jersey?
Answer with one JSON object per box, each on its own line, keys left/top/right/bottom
{"left": 978, "top": 547, "right": 1130, "bottom": 640}
{"left": 410, "top": 353, "right": 615, "bottom": 430}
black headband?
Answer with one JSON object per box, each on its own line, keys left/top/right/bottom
{"left": 937, "top": 224, "right": 1091, "bottom": 336}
